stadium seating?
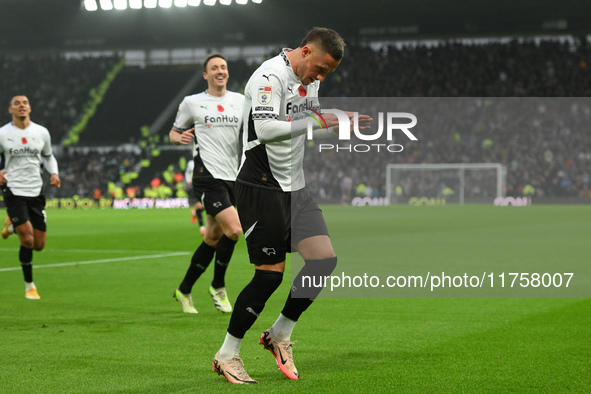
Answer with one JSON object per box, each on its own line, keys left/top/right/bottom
{"left": 4, "top": 40, "right": 589, "bottom": 201}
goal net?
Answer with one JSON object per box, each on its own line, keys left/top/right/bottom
{"left": 386, "top": 163, "right": 506, "bottom": 205}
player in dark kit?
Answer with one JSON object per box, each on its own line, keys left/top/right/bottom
{"left": 169, "top": 54, "right": 244, "bottom": 314}
{"left": 212, "top": 28, "right": 371, "bottom": 384}
{"left": 1, "top": 95, "right": 61, "bottom": 299}
{"left": 185, "top": 159, "right": 206, "bottom": 234}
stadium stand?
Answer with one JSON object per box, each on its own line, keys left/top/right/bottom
{"left": 78, "top": 65, "right": 197, "bottom": 145}
{"left": 0, "top": 54, "right": 121, "bottom": 143}
{"left": 310, "top": 40, "right": 591, "bottom": 201}
{"left": 3, "top": 39, "right": 590, "bottom": 202}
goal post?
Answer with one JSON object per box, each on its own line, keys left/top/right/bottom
{"left": 386, "top": 163, "right": 506, "bottom": 205}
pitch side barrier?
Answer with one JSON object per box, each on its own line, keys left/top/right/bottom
{"left": 23, "top": 197, "right": 191, "bottom": 209}
{"left": 1, "top": 196, "right": 589, "bottom": 210}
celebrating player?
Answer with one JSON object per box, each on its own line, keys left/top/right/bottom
{"left": 169, "top": 53, "right": 244, "bottom": 314}
{"left": 1, "top": 95, "right": 61, "bottom": 299}
{"left": 212, "top": 27, "right": 371, "bottom": 384}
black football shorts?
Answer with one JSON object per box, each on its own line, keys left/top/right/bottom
{"left": 235, "top": 182, "right": 329, "bottom": 265}
{"left": 2, "top": 186, "right": 47, "bottom": 232}
{"left": 193, "top": 177, "right": 236, "bottom": 217}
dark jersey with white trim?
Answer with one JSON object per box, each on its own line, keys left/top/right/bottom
{"left": 173, "top": 90, "right": 244, "bottom": 181}
{"left": 238, "top": 49, "right": 320, "bottom": 192}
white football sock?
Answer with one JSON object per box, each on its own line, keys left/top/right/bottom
{"left": 25, "top": 282, "right": 36, "bottom": 291}
{"left": 272, "top": 313, "right": 296, "bottom": 341}
{"left": 218, "top": 332, "right": 242, "bottom": 360}
{"left": 8, "top": 224, "right": 14, "bottom": 233}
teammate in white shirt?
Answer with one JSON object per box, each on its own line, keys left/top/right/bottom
{"left": 1, "top": 95, "right": 61, "bottom": 300}
{"left": 169, "top": 54, "right": 244, "bottom": 314}
{"left": 212, "top": 27, "right": 371, "bottom": 384}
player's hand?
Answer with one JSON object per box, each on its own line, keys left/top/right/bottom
{"left": 0, "top": 171, "right": 7, "bottom": 185}
{"left": 323, "top": 110, "right": 373, "bottom": 133}
{"left": 351, "top": 112, "right": 373, "bottom": 132}
{"left": 178, "top": 128, "right": 195, "bottom": 145}
{"left": 50, "top": 173, "right": 61, "bottom": 188}
{"left": 195, "top": 201, "right": 204, "bottom": 210}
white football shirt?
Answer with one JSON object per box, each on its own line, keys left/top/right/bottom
{"left": 238, "top": 49, "right": 321, "bottom": 192}
{"left": 173, "top": 90, "right": 244, "bottom": 181}
{"left": 0, "top": 121, "right": 55, "bottom": 197}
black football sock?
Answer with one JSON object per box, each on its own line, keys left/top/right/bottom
{"left": 197, "top": 209, "right": 205, "bottom": 226}
{"left": 211, "top": 235, "right": 237, "bottom": 289}
{"left": 178, "top": 242, "right": 216, "bottom": 294}
{"left": 282, "top": 256, "right": 337, "bottom": 321}
{"left": 227, "top": 270, "right": 283, "bottom": 339}
{"left": 20, "top": 246, "right": 34, "bottom": 283}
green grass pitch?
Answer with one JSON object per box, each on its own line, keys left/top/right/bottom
{"left": 0, "top": 205, "right": 589, "bottom": 392}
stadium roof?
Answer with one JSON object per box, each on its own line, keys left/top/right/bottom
{"left": 0, "top": 0, "right": 589, "bottom": 54}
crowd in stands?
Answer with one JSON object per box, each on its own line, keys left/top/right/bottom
{"left": 44, "top": 148, "right": 142, "bottom": 200}
{"left": 322, "top": 39, "right": 591, "bottom": 97}
{"left": 0, "top": 54, "right": 122, "bottom": 144}
{"left": 304, "top": 97, "right": 591, "bottom": 202}
{"left": 309, "top": 39, "right": 591, "bottom": 201}
{"left": 2, "top": 39, "right": 590, "bottom": 202}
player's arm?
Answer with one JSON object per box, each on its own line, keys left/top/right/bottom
{"left": 169, "top": 128, "right": 195, "bottom": 146}
{"left": 250, "top": 74, "right": 336, "bottom": 144}
{"left": 255, "top": 117, "right": 337, "bottom": 144}
{"left": 256, "top": 110, "right": 372, "bottom": 142}
{"left": 41, "top": 154, "right": 60, "bottom": 188}
{"left": 0, "top": 145, "right": 6, "bottom": 185}
{"left": 41, "top": 129, "right": 60, "bottom": 188}
{"left": 170, "top": 98, "right": 196, "bottom": 146}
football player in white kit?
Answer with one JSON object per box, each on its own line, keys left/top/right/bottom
{"left": 1, "top": 95, "right": 61, "bottom": 300}
{"left": 212, "top": 27, "right": 371, "bottom": 384}
{"left": 169, "top": 54, "right": 244, "bottom": 314}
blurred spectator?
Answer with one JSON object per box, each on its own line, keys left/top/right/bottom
{"left": 0, "top": 54, "right": 121, "bottom": 143}
{"left": 6, "top": 40, "right": 591, "bottom": 201}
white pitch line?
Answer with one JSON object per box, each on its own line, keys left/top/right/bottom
{"left": 0, "top": 251, "right": 190, "bottom": 272}
{"left": 0, "top": 248, "right": 188, "bottom": 254}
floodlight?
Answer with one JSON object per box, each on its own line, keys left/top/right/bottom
{"left": 114, "top": 0, "right": 127, "bottom": 10}
{"left": 82, "top": 0, "right": 262, "bottom": 10}
{"left": 84, "top": 0, "right": 98, "bottom": 11}
{"left": 100, "top": 0, "right": 114, "bottom": 10}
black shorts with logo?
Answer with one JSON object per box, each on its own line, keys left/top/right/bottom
{"left": 235, "top": 182, "right": 329, "bottom": 265}
{"left": 1, "top": 186, "right": 47, "bottom": 232}
{"left": 193, "top": 177, "right": 236, "bottom": 217}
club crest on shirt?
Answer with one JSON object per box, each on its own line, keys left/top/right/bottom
{"left": 258, "top": 86, "right": 272, "bottom": 105}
